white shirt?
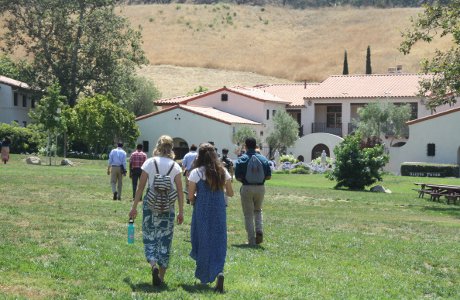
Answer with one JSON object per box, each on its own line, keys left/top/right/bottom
{"left": 188, "top": 166, "right": 231, "bottom": 183}
{"left": 141, "top": 157, "right": 182, "bottom": 189}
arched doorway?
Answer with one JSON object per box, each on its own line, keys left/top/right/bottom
{"left": 173, "top": 137, "right": 189, "bottom": 160}
{"left": 311, "top": 143, "right": 330, "bottom": 160}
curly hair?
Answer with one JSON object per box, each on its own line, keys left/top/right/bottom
{"left": 153, "top": 135, "right": 175, "bottom": 159}
{"left": 193, "top": 143, "right": 226, "bottom": 191}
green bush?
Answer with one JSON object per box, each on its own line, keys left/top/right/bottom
{"left": 401, "top": 162, "right": 459, "bottom": 178}
{"left": 290, "top": 165, "right": 310, "bottom": 174}
{"left": 327, "top": 133, "right": 389, "bottom": 190}
{"left": 279, "top": 154, "right": 296, "bottom": 163}
{"left": 0, "top": 123, "right": 45, "bottom": 154}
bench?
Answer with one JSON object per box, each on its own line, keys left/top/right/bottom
{"left": 445, "top": 193, "right": 460, "bottom": 205}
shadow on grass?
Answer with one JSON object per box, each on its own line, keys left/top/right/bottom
{"left": 123, "top": 277, "right": 170, "bottom": 293}
{"left": 422, "top": 205, "right": 460, "bottom": 218}
{"left": 180, "top": 283, "right": 218, "bottom": 294}
{"left": 231, "top": 243, "right": 265, "bottom": 251}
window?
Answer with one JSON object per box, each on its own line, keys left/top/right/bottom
{"left": 13, "top": 92, "right": 18, "bottom": 106}
{"left": 266, "top": 109, "right": 270, "bottom": 120}
{"left": 31, "top": 98, "right": 35, "bottom": 108}
{"left": 272, "top": 110, "right": 276, "bottom": 117}
{"left": 23, "top": 95, "right": 27, "bottom": 107}
{"left": 427, "top": 143, "right": 435, "bottom": 156}
{"left": 143, "top": 141, "right": 149, "bottom": 153}
{"left": 221, "top": 93, "right": 228, "bottom": 101}
{"left": 326, "top": 105, "right": 342, "bottom": 128}
{"left": 23, "top": 121, "right": 27, "bottom": 127}
{"left": 260, "top": 131, "right": 263, "bottom": 136}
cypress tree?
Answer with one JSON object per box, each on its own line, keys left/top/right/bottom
{"left": 366, "top": 45, "right": 372, "bottom": 74}
{"left": 343, "top": 50, "right": 349, "bottom": 75}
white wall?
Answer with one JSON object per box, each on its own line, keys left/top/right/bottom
{"left": 387, "top": 110, "right": 460, "bottom": 174}
{"left": 136, "top": 108, "right": 261, "bottom": 159}
{"left": 288, "top": 132, "right": 343, "bottom": 162}
{"left": 0, "top": 83, "right": 34, "bottom": 126}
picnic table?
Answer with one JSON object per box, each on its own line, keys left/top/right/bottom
{"left": 413, "top": 183, "right": 460, "bottom": 204}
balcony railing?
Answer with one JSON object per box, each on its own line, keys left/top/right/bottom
{"left": 311, "top": 123, "right": 342, "bottom": 136}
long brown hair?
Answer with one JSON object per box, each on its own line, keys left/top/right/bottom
{"left": 193, "top": 143, "right": 226, "bottom": 191}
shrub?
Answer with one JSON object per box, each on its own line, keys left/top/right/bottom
{"left": 279, "top": 154, "right": 296, "bottom": 164}
{"left": 327, "top": 133, "right": 389, "bottom": 190}
{"left": 290, "top": 165, "right": 310, "bottom": 174}
{"left": 401, "top": 162, "right": 459, "bottom": 178}
{"left": 0, "top": 123, "right": 45, "bottom": 154}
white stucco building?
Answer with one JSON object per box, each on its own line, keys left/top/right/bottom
{"left": 136, "top": 73, "right": 459, "bottom": 174}
{"left": 0, "top": 75, "right": 36, "bottom": 127}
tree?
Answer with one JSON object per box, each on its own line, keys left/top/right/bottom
{"left": 366, "top": 45, "right": 372, "bottom": 74}
{"left": 121, "top": 76, "right": 161, "bottom": 117}
{"left": 233, "top": 126, "right": 259, "bottom": 148}
{"left": 0, "top": 0, "right": 148, "bottom": 107}
{"left": 355, "top": 102, "right": 411, "bottom": 146}
{"left": 400, "top": 1, "right": 460, "bottom": 110}
{"left": 68, "top": 94, "right": 139, "bottom": 154}
{"left": 29, "top": 83, "right": 68, "bottom": 164}
{"left": 343, "top": 50, "right": 349, "bottom": 75}
{"left": 265, "top": 110, "right": 299, "bottom": 155}
{"left": 327, "top": 133, "right": 389, "bottom": 190}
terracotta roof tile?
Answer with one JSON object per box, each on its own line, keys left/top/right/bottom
{"left": 253, "top": 83, "right": 319, "bottom": 107}
{"left": 303, "top": 73, "right": 433, "bottom": 99}
{"left": 407, "top": 106, "right": 460, "bottom": 125}
{"left": 137, "top": 104, "right": 261, "bottom": 125}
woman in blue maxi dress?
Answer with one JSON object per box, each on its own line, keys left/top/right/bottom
{"left": 188, "top": 143, "right": 234, "bottom": 292}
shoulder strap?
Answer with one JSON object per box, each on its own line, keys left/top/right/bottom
{"left": 166, "top": 162, "right": 175, "bottom": 176}
{"left": 154, "top": 159, "right": 160, "bottom": 173}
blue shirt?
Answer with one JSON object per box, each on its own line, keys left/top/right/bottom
{"left": 234, "top": 149, "right": 271, "bottom": 185}
{"left": 182, "top": 151, "right": 198, "bottom": 171}
{"left": 108, "top": 147, "right": 127, "bottom": 170}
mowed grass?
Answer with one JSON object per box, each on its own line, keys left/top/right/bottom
{"left": 0, "top": 155, "right": 459, "bottom": 299}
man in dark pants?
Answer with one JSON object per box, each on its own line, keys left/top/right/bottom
{"left": 129, "top": 144, "right": 147, "bottom": 201}
{"left": 234, "top": 137, "right": 271, "bottom": 245}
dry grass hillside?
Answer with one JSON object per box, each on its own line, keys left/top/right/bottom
{"left": 120, "top": 4, "right": 452, "bottom": 97}
{"left": 3, "top": 4, "right": 453, "bottom": 98}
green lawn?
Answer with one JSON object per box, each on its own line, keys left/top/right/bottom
{"left": 0, "top": 155, "right": 459, "bottom": 299}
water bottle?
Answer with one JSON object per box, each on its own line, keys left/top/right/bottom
{"left": 127, "top": 219, "right": 135, "bottom": 244}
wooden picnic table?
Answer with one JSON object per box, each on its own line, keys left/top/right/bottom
{"left": 413, "top": 183, "right": 460, "bottom": 204}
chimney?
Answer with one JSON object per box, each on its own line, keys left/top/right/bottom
{"left": 304, "top": 80, "right": 307, "bottom": 89}
{"left": 396, "top": 65, "right": 403, "bottom": 73}
{"left": 388, "top": 67, "right": 396, "bottom": 74}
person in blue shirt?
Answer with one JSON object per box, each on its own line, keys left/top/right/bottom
{"left": 107, "top": 142, "right": 127, "bottom": 200}
{"left": 234, "top": 138, "right": 271, "bottom": 245}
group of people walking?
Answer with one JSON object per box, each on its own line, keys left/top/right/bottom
{"left": 125, "top": 135, "right": 271, "bottom": 292}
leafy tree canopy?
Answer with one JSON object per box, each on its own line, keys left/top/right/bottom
{"left": 233, "top": 126, "right": 259, "bottom": 147}
{"left": 266, "top": 110, "right": 298, "bottom": 154}
{"left": 0, "top": 0, "right": 148, "bottom": 107}
{"left": 400, "top": 0, "right": 460, "bottom": 110}
{"left": 68, "top": 94, "right": 139, "bottom": 154}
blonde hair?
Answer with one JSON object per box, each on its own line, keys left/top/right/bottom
{"left": 153, "top": 135, "right": 175, "bottom": 159}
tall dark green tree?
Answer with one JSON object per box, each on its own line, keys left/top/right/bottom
{"left": 366, "top": 45, "right": 372, "bottom": 74}
{"left": 0, "top": 0, "right": 148, "bottom": 107}
{"left": 343, "top": 50, "right": 349, "bottom": 75}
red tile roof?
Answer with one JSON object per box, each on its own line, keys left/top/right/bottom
{"left": 0, "top": 75, "right": 31, "bottom": 89}
{"left": 136, "top": 104, "right": 261, "bottom": 125}
{"left": 155, "top": 86, "right": 290, "bottom": 106}
{"left": 253, "top": 83, "right": 319, "bottom": 107}
{"left": 407, "top": 106, "right": 460, "bottom": 125}
{"left": 303, "top": 73, "right": 433, "bottom": 99}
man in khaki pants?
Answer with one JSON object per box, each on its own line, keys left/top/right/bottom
{"left": 107, "top": 142, "right": 127, "bottom": 200}
{"left": 234, "top": 138, "right": 271, "bottom": 245}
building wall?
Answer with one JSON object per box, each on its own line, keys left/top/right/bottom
{"left": 0, "top": 83, "right": 34, "bottom": 126}
{"left": 287, "top": 132, "right": 343, "bottom": 162}
{"left": 136, "top": 108, "right": 261, "bottom": 159}
{"left": 387, "top": 110, "right": 460, "bottom": 174}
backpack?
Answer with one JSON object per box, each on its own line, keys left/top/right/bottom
{"left": 145, "top": 159, "right": 177, "bottom": 213}
{"left": 221, "top": 155, "right": 233, "bottom": 172}
{"left": 245, "top": 154, "right": 266, "bottom": 184}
